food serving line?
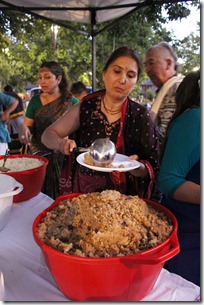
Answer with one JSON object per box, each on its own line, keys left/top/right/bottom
{"left": 0, "top": 192, "right": 200, "bottom": 302}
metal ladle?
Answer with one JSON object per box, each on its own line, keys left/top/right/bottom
{"left": 73, "top": 138, "right": 116, "bottom": 166}
{"left": 0, "top": 149, "right": 10, "bottom": 172}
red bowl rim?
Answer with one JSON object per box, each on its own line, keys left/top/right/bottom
{"left": 33, "top": 193, "right": 179, "bottom": 263}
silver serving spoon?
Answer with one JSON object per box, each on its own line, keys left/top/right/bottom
{"left": 73, "top": 138, "right": 116, "bottom": 166}
{"left": 0, "top": 149, "right": 10, "bottom": 172}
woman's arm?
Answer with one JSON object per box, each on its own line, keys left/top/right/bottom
{"left": 18, "top": 95, "right": 40, "bottom": 144}
{"left": 41, "top": 103, "right": 80, "bottom": 154}
{"left": 129, "top": 155, "right": 149, "bottom": 177}
{"left": 173, "top": 181, "right": 200, "bottom": 204}
{"left": 2, "top": 98, "right": 18, "bottom": 121}
{"left": 18, "top": 117, "right": 33, "bottom": 144}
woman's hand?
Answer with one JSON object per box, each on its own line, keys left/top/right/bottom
{"left": 128, "top": 154, "right": 149, "bottom": 177}
{"left": 57, "top": 138, "right": 77, "bottom": 155}
{"left": 129, "top": 154, "right": 139, "bottom": 161}
{"left": 18, "top": 124, "right": 31, "bottom": 145}
{"left": 1, "top": 112, "right": 9, "bottom": 122}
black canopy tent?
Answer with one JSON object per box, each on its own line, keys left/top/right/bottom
{"left": 0, "top": 0, "right": 192, "bottom": 90}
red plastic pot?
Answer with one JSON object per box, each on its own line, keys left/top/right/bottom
{"left": 33, "top": 193, "right": 180, "bottom": 301}
{"left": 0, "top": 154, "right": 48, "bottom": 203}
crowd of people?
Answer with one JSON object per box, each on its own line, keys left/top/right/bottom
{"left": 0, "top": 42, "right": 200, "bottom": 287}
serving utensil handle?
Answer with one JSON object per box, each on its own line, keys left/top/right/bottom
{"left": 73, "top": 147, "right": 89, "bottom": 153}
{"left": 2, "top": 149, "right": 9, "bottom": 167}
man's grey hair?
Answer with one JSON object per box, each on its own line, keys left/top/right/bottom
{"left": 147, "top": 42, "right": 178, "bottom": 71}
{"left": 157, "top": 42, "right": 178, "bottom": 62}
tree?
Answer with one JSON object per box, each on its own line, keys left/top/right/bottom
{"left": 176, "top": 31, "right": 200, "bottom": 74}
{"left": 0, "top": 1, "right": 200, "bottom": 92}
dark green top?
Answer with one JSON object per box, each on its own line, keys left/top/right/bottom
{"left": 26, "top": 94, "right": 78, "bottom": 118}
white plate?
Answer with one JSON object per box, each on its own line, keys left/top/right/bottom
{"left": 76, "top": 152, "right": 140, "bottom": 172}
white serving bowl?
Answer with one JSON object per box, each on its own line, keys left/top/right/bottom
{"left": 0, "top": 174, "right": 23, "bottom": 231}
{"left": 0, "top": 174, "right": 21, "bottom": 194}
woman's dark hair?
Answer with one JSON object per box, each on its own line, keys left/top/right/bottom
{"left": 39, "top": 61, "right": 72, "bottom": 100}
{"left": 4, "top": 84, "right": 13, "bottom": 92}
{"left": 172, "top": 69, "right": 200, "bottom": 120}
{"left": 160, "top": 69, "right": 200, "bottom": 160}
{"left": 103, "top": 46, "right": 143, "bottom": 81}
{"left": 70, "top": 81, "right": 88, "bottom": 95}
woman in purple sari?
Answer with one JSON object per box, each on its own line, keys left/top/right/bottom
{"left": 41, "top": 47, "right": 160, "bottom": 198}
{"left": 19, "top": 61, "right": 75, "bottom": 199}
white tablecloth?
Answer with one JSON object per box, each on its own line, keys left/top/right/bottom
{"left": 0, "top": 192, "right": 200, "bottom": 302}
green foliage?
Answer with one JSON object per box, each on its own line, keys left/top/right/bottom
{"left": 0, "top": 1, "right": 200, "bottom": 92}
{"left": 177, "top": 31, "right": 200, "bottom": 74}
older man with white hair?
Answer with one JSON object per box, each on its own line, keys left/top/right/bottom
{"left": 144, "top": 42, "right": 184, "bottom": 145}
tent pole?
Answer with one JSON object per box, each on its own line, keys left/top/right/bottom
{"left": 91, "top": 10, "right": 96, "bottom": 91}
{"left": 92, "top": 34, "right": 96, "bottom": 91}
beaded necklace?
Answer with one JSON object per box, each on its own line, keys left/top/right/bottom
{"left": 92, "top": 99, "right": 120, "bottom": 139}
{"left": 102, "top": 97, "right": 122, "bottom": 115}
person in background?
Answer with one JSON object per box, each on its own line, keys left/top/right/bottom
{"left": 0, "top": 92, "right": 18, "bottom": 155}
{"left": 144, "top": 42, "right": 184, "bottom": 145}
{"left": 70, "top": 81, "right": 89, "bottom": 102}
{"left": 157, "top": 70, "right": 200, "bottom": 286}
{"left": 18, "top": 61, "right": 74, "bottom": 199}
{"left": 41, "top": 46, "right": 160, "bottom": 199}
{"left": 3, "top": 84, "right": 25, "bottom": 153}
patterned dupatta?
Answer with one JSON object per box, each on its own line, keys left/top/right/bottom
{"left": 110, "top": 98, "right": 155, "bottom": 198}
{"left": 109, "top": 98, "right": 127, "bottom": 193}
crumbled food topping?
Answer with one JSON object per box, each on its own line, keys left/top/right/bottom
{"left": 84, "top": 153, "right": 124, "bottom": 168}
{"left": 37, "top": 190, "right": 173, "bottom": 258}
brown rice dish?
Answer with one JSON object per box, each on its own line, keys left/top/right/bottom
{"left": 37, "top": 190, "right": 173, "bottom": 258}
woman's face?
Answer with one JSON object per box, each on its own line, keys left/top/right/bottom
{"left": 102, "top": 56, "right": 138, "bottom": 101}
{"left": 37, "top": 68, "right": 62, "bottom": 94}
